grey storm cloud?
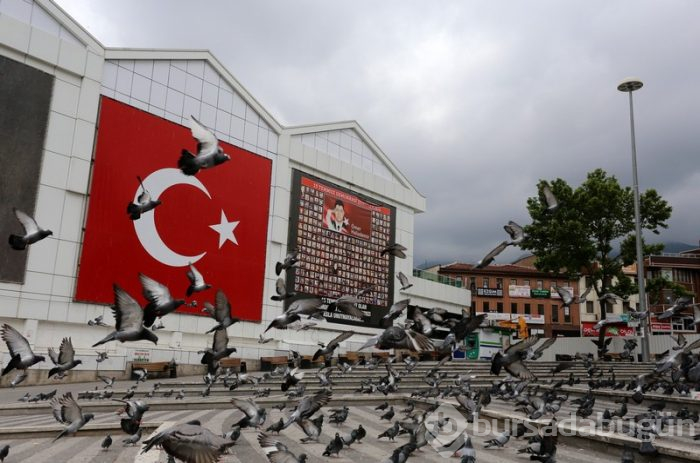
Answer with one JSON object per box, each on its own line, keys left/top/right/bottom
{"left": 57, "top": 0, "right": 700, "bottom": 265}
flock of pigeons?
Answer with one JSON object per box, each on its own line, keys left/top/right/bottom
{"left": 5, "top": 116, "right": 700, "bottom": 463}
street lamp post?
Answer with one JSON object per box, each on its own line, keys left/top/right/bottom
{"left": 617, "top": 77, "right": 650, "bottom": 363}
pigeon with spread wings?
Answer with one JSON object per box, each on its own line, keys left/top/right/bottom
{"left": 48, "top": 337, "right": 81, "bottom": 378}
{"left": 8, "top": 208, "right": 52, "bottom": 250}
{"left": 140, "top": 273, "right": 185, "bottom": 327}
{"left": 178, "top": 116, "right": 231, "bottom": 176}
{"left": 185, "top": 263, "right": 210, "bottom": 297}
{"left": 1, "top": 324, "right": 45, "bottom": 376}
{"left": 141, "top": 420, "right": 236, "bottom": 463}
{"left": 50, "top": 392, "right": 95, "bottom": 441}
{"left": 490, "top": 336, "right": 540, "bottom": 380}
{"left": 204, "top": 290, "right": 240, "bottom": 333}
{"left": 126, "top": 176, "right": 161, "bottom": 220}
{"left": 475, "top": 241, "right": 509, "bottom": 269}
{"left": 92, "top": 285, "right": 158, "bottom": 347}
{"left": 313, "top": 331, "right": 354, "bottom": 361}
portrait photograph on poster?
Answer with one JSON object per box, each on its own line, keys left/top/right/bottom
{"left": 288, "top": 170, "right": 396, "bottom": 327}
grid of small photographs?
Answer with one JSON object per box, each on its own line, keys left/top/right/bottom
{"left": 294, "top": 183, "right": 392, "bottom": 307}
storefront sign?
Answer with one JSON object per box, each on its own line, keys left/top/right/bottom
{"left": 550, "top": 287, "right": 574, "bottom": 299}
{"left": 477, "top": 312, "right": 545, "bottom": 325}
{"left": 476, "top": 287, "right": 503, "bottom": 297}
{"left": 651, "top": 322, "right": 672, "bottom": 332}
{"left": 508, "top": 285, "right": 531, "bottom": 298}
{"left": 581, "top": 322, "right": 635, "bottom": 337}
{"left": 132, "top": 350, "right": 150, "bottom": 362}
{"left": 530, "top": 288, "right": 551, "bottom": 298}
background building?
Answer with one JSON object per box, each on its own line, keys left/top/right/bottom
{"left": 0, "top": 0, "right": 470, "bottom": 383}
{"left": 438, "top": 258, "right": 581, "bottom": 337}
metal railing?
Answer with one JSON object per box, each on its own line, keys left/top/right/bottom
{"left": 412, "top": 268, "right": 463, "bottom": 288}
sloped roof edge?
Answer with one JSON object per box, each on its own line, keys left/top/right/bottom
{"left": 285, "top": 120, "right": 423, "bottom": 197}
{"left": 39, "top": 0, "right": 104, "bottom": 52}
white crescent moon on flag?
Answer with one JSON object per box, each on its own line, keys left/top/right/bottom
{"left": 133, "top": 168, "right": 210, "bottom": 267}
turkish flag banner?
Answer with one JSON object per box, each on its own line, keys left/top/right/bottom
{"left": 75, "top": 97, "right": 272, "bottom": 322}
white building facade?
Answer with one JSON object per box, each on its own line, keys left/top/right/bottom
{"left": 0, "top": 0, "right": 469, "bottom": 380}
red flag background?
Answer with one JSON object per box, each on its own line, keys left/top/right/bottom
{"left": 75, "top": 97, "right": 272, "bottom": 321}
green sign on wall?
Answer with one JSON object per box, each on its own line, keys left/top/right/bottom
{"left": 530, "top": 289, "right": 551, "bottom": 298}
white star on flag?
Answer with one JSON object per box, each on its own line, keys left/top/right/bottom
{"left": 210, "top": 210, "right": 239, "bottom": 248}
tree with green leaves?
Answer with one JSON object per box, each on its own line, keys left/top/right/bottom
{"left": 522, "top": 168, "right": 672, "bottom": 320}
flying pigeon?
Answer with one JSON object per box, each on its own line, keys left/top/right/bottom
{"left": 282, "top": 390, "right": 332, "bottom": 429}
{"left": 87, "top": 315, "right": 108, "bottom": 327}
{"left": 95, "top": 351, "right": 109, "bottom": 363}
{"left": 658, "top": 296, "right": 700, "bottom": 320}
{"left": 92, "top": 285, "right": 158, "bottom": 347}
{"left": 10, "top": 372, "right": 28, "bottom": 388}
{"left": 48, "top": 337, "right": 81, "bottom": 378}
{"left": 185, "top": 263, "right": 211, "bottom": 296}
{"left": 258, "top": 334, "right": 273, "bottom": 344}
{"left": 200, "top": 328, "right": 236, "bottom": 369}
{"left": 490, "top": 336, "right": 540, "bottom": 380}
{"left": 381, "top": 243, "right": 407, "bottom": 258}
{"left": 126, "top": 176, "right": 161, "bottom": 220}
{"left": 276, "top": 249, "right": 299, "bottom": 275}
{"left": 258, "top": 432, "right": 308, "bottom": 462}
{"left": 382, "top": 298, "right": 410, "bottom": 321}
{"left": 475, "top": 241, "right": 509, "bottom": 269}
{"left": 503, "top": 221, "right": 525, "bottom": 245}
{"left": 326, "top": 294, "right": 365, "bottom": 318}
{"left": 397, "top": 271, "right": 413, "bottom": 291}
{"left": 8, "top": 208, "right": 52, "bottom": 250}
{"left": 554, "top": 285, "right": 593, "bottom": 308}
{"left": 540, "top": 182, "right": 559, "bottom": 211}
{"left": 178, "top": 116, "right": 231, "bottom": 175}
{"left": 526, "top": 336, "right": 557, "bottom": 361}
{"left": 270, "top": 277, "right": 296, "bottom": 301}
{"left": 204, "top": 290, "right": 240, "bottom": 333}
{"left": 98, "top": 375, "right": 116, "bottom": 388}
{"left": 152, "top": 320, "right": 165, "bottom": 331}
{"left": 359, "top": 325, "right": 433, "bottom": 352}
{"left": 140, "top": 273, "right": 185, "bottom": 327}
{"left": 231, "top": 398, "right": 267, "bottom": 429}
{"left": 1, "top": 324, "right": 45, "bottom": 376}
{"left": 50, "top": 392, "right": 95, "bottom": 441}
{"left": 313, "top": 331, "right": 354, "bottom": 361}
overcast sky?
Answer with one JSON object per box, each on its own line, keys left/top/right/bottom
{"left": 56, "top": 0, "right": 700, "bottom": 267}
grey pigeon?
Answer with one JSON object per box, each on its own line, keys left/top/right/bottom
{"left": 378, "top": 421, "right": 400, "bottom": 441}
{"left": 323, "top": 433, "right": 344, "bottom": 457}
{"left": 359, "top": 325, "right": 433, "bottom": 352}
{"left": 491, "top": 336, "right": 540, "bottom": 380}
{"left": 92, "top": 285, "right": 158, "bottom": 347}
{"left": 554, "top": 285, "right": 593, "bottom": 309}
{"left": 0, "top": 445, "right": 8, "bottom": 462}
{"left": 271, "top": 276, "right": 295, "bottom": 301}
{"left": 123, "top": 429, "right": 142, "bottom": 446}
{"left": 326, "top": 294, "right": 365, "bottom": 318}
{"left": 283, "top": 389, "right": 332, "bottom": 429}
{"left": 1, "top": 324, "right": 45, "bottom": 376}
{"left": 97, "top": 374, "right": 115, "bottom": 388}
{"left": 397, "top": 271, "right": 413, "bottom": 291}
{"left": 484, "top": 430, "right": 510, "bottom": 448}
{"left": 178, "top": 116, "right": 231, "bottom": 175}
{"left": 540, "top": 182, "right": 559, "bottom": 211}
{"left": 231, "top": 398, "right": 267, "bottom": 429}
{"left": 383, "top": 299, "right": 410, "bottom": 321}
{"left": 140, "top": 273, "right": 185, "bottom": 327}
{"left": 10, "top": 372, "right": 28, "bottom": 388}
{"left": 186, "top": 263, "right": 210, "bottom": 296}
{"left": 381, "top": 243, "right": 407, "bottom": 258}
{"left": 48, "top": 337, "right": 82, "bottom": 378}
{"left": 201, "top": 327, "right": 236, "bottom": 369}
{"left": 8, "top": 208, "right": 52, "bottom": 250}
{"left": 276, "top": 249, "right": 299, "bottom": 275}
{"left": 298, "top": 415, "right": 324, "bottom": 443}
{"left": 142, "top": 420, "right": 237, "bottom": 462}
{"left": 475, "top": 241, "right": 508, "bottom": 268}
{"left": 96, "top": 351, "right": 109, "bottom": 362}
{"left": 313, "top": 331, "right": 354, "bottom": 361}
{"left": 87, "top": 315, "right": 108, "bottom": 327}
{"left": 50, "top": 392, "right": 95, "bottom": 441}
{"left": 205, "top": 290, "right": 240, "bottom": 333}
{"left": 258, "top": 334, "right": 273, "bottom": 344}
{"left": 126, "top": 176, "right": 161, "bottom": 220}
{"left": 101, "top": 434, "right": 112, "bottom": 451}
{"left": 258, "top": 432, "right": 307, "bottom": 462}
{"left": 264, "top": 298, "right": 324, "bottom": 332}
{"left": 504, "top": 221, "right": 525, "bottom": 245}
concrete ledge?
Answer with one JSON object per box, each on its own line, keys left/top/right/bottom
{"left": 0, "top": 421, "right": 162, "bottom": 439}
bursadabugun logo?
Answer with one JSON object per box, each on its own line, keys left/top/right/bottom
{"left": 424, "top": 402, "right": 471, "bottom": 457}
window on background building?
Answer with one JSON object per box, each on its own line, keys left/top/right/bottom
{"left": 537, "top": 280, "right": 543, "bottom": 290}
{"left": 538, "top": 304, "right": 544, "bottom": 315}
{"left": 469, "top": 277, "right": 476, "bottom": 291}
{"left": 511, "top": 302, "right": 518, "bottom": 313}
{"left": 510, "top": 278, "right": 517, "bottom": 286}
{"left": 483, "top": 301, "right": 490, "bottom": 312}
{"left": 496, "top": 278, "right": 503, "bottom": 289}
{"left": 586, "top": 301, "right": 594, "bottom": 313}
{"left": 483, "top": 277, "right": 489, "bottom": 288}
{"left": 623, "top": 301, "right": 630, "bottom": 312}
{"left": 497, "top": 302, "right": 503, "bottom": 313}
{"left": 552, "top": 305, "right": 559, "bottom": 323}
{"left": 550, "top": 281, "right": 556, "bottom": 290}
{"left": 564, "top": 306, "right": 571, "bottom": 323}
{"left": 523, "top": 279, "right": 530, "bottom": 287}
{"left": 585, "top": 275, "right": 593, "bottom": 287}
{"left": 525, "top": 303, "right": 531, "bottom": 315}
{"left": 606, "top": 303, "right": 613, "bottom": 313}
